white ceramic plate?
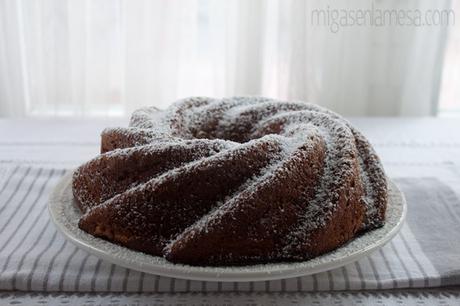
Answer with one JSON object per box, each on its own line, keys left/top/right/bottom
{"left": 48, "top": 172, "right": 406, "bottom": 282}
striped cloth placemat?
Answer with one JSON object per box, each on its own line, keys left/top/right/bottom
{"left": 0, "top": 165, "right": 459, "bottom": 292}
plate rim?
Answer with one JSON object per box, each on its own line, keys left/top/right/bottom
{"left": 48, "top": 172, "right": 406, "bottom": 282}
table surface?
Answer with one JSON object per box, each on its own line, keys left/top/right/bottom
{"left": 2, "top": 117, "right": 460, "bottom": 177}
{"left": 1, "top": 117, "right": 460, "bottom": 306}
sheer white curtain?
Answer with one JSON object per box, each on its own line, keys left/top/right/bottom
{"left": 0, "top": 0, "right": 451, "bottom": 117}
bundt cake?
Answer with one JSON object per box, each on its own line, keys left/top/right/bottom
{"left": 72, "top": 97, "right": 388, "bottom": 266}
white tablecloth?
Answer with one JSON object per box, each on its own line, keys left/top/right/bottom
{"left": 1, "top": 117, "right": 459, "bottom": 305}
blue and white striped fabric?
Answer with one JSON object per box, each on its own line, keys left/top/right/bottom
{"left": 0, "top": 164, "right": 459, "bottom": 293}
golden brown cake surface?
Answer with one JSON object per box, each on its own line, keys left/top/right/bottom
{"left": 72, "top": 97, "right": 388, "bottom": 266}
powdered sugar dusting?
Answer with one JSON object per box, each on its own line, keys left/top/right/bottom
{"left": 51, "top": 173, "right": 403, "bottom": 280}
{"left": 72, "top": 96, "right": 388, "bottom": 266}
